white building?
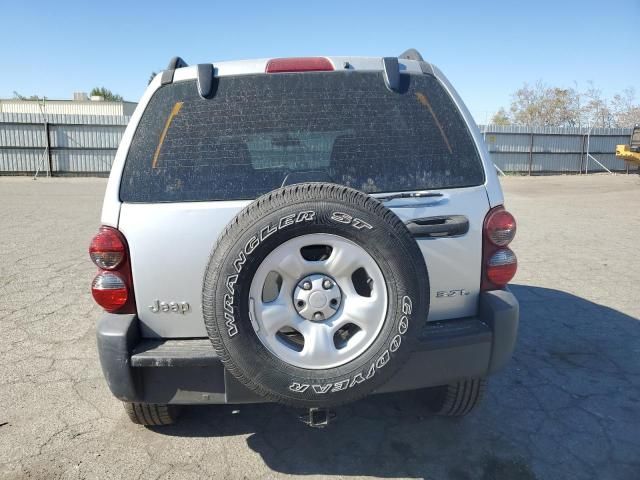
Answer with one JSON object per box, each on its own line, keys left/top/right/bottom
{"left": 0, "top": 94, "right": 137, "bottom": 117}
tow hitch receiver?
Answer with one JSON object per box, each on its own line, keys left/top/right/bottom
{"left": 299, "top": 408, "right": 336, "bottom": 428}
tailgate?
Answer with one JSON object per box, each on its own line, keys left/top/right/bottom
{"left": 120, "top": 184, "right": 490, "bottom": 338}
{"left": 119, "top": 201, "right": 248, "bottom": 337}
{"left": 387, "top": 185, "right": 490, "bottom": 322}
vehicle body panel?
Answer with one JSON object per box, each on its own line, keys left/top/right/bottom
{"left": 104, "top": 55, "right": 498, "bottom": 338}
{"left": 120, "top": 185, "right": 488, "bottom": 338}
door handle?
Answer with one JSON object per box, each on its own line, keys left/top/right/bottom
{"left": 405, "top": 215, "right": 469, "bottom": 238}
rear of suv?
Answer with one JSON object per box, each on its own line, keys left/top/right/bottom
{"left": 91, "top": 50, "right": 519, "bottom": 426}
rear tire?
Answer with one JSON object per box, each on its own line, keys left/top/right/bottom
{"left": 123, "top": 402, "right": 179, "bottom": 425}
{"left": 423, "top": 378, "right": 486, "bottom": 416}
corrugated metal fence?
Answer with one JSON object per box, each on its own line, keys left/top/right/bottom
{"left": 479, "top": 125, "right": 637, "bottom": 174}
{"left": 0, "top": 112, "right": 129, "bottom": 175}
{"left": 0, "top": 115, "right": 636, "bottom": 175}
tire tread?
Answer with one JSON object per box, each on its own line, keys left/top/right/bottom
{"left": 123, "top": 402, "right": 178, "bottom": 426}
{"left": 427, "top": 378, "right": 486, "bottom": 416}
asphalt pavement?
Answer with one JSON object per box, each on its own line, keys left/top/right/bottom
{"left": 1, "top": 174, "right": 639, "bottom": 479}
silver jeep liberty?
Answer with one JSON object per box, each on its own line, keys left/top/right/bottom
{"left": 90, "top": 49, "right": 519, "bottom": 427}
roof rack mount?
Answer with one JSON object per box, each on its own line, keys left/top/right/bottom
{"left": 398, "top": 48, "right": 433, "bottom": 76}
{"left": 161, "top": 56, "right": 189, "bottom": 86}
{"left": 398, "top": 48, "right": 424, "bottom": 62}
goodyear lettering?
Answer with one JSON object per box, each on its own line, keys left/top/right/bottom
{"left": 289, "top": 382, "right": 310, "bottom": 393}
{"left": 331, "top": 379, "right": 350, "bottom": 392}
{"left": 312, "top": 384, "right": 333, "bottom": 394}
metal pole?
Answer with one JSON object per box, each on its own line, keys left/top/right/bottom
{"left": 580, "top": 133, "right": 586, "bottom": 174}
{"left": 587, "top": 153, "right": 614, "bottom": 174}
{"left": 45, "top": 121, "right": 52, "bottom": 177}
{"left": 32, "top": 147, "right": 48, "bottom": 180}
{"left": 586, "top": 123, "right": 591, "bottom": 175}
{"left": 528, "top": 132, "right": 534, "bottom": 176}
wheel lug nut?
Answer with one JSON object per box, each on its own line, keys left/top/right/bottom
{"left": 322, "top": 279, "right": 333, "bottom": 289}
{"left": 302, "top": 281, "right": 312, "bottom": 290}
{"left": 313, "top": 312, "right": 323, "bottom": 321}
{"left": 297, "top": 300, "right": 305, "bottom": 308}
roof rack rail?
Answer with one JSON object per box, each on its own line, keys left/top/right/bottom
{"left": 398, "top": 48, "right": 424, "bottom": 62}
{"left": 196, "top": 64, "right": 215, "bottom": 99}
{"left": 382, "top": 57, "right": 401, "bottom": 92}
{"left": 167, "top": 57, "right": 188, "bottom": 70}
{"left": 161, "top": 56, "right": 189, "bottom": 86}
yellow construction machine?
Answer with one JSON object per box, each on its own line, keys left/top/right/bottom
{"left": 616, "top": 124, "right": 640, "bottom": 167}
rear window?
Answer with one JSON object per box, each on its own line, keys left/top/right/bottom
{"left": 120, "top": 71, "right": 484, "bottom": 202}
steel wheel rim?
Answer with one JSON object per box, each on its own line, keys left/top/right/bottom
{"left": 248, "top": 233, "right": 388, "bottom": 370}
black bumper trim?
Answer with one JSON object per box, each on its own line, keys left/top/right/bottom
{"left": 130, "top": 319, "right": 491, "bottom": 369}
{"left": 131, "top": 339, "right": 219, "bottom": 368}
{"left": 97, "top": 290, "right": 519, "bottom": 404}
{"left": 96, "top": 313, "right": 141, "bottom": 403}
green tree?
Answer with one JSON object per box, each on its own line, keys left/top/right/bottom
{"left": 90, "top": 87, "right": 123, "bottom": 102}
{"left": 491, "top": 107, "right": 511, "bottom": 125}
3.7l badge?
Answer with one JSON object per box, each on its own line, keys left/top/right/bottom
{"left": 436, "top": 289, "right": 470, "bottom": 298}
{"left": 149, "top": 300, "right": 190, "bottom": 314}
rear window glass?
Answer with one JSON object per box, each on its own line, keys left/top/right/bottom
{"left": 120, "top": 71, "right": 484, "bottom": 202}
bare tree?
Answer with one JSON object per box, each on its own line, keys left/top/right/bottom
{"left": 12, "top": 91, "right": 42, "bottom": 101}
{"left": 506, "top": 81, "right": 578, "bottom": 127}
{"left": 611, "top": 87, "right": 640, "bottom": 127}
{"left": 495, "top": 81, "right": 640, "bottom": 128}
{"left": 581, "top": 82, "right": 613, "bottom": 128}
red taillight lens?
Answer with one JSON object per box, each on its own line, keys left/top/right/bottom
{"left": 482, "top": 206, "right": 517, "bottom": 290}
{"left": 91, "top": 272, "right": 128, "bottom": 312}
{"left": 265, "top": 57, "right": 334, "bottom": 73}
{"left": 486, "top": 248, "right": 517, "bottom": 286}
{"left": 485, "top": 209, "right": 516, "bottom": 246}
{"left": 89, "top": 226, "right": 135, "bottom": 313}
{"left": 89, "top": 226, "right": 126, "bottom": 270}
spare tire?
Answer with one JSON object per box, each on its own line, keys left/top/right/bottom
{"left": 203, "top": 183, "right": 429, "bottom": 407}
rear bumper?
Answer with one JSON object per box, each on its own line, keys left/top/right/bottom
{"left": 97, "top": 289, "right": 518, "bottom": 405}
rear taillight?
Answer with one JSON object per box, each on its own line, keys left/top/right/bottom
{"left": 265, "top": 57, "right": 334, "bottom": 73}
{"left": 482, "top": 206, "right": 517, "bottom": 290}
{"left": 485, "top": 209, "right": 516, "bottom": 246}
{"left": 91, "top": 272, "right": 128, "bottom": 311}
{"left": 89, "top": 226, "right": 135, "bottom": 313}
{"left": 89, "top": 226, "right": 126, "bottom": 269}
